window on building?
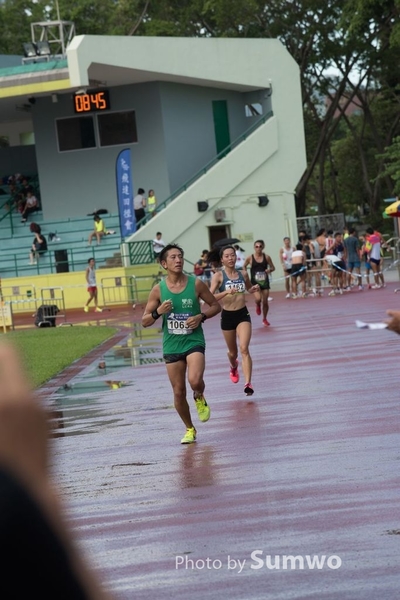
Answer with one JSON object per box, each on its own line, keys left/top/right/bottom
{"left": 19, "top": 132, "right": 35, "bottom": 145}
{"left": 56, "top": 116, "right": 96, "bottom": 152}
{"left": 245, "top": 103, "right": 263, "bottom": 117}
{"left": 98, "top": 111, "right": 137, "bottom": 147}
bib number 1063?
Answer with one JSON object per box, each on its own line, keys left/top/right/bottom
{"left": 167, "top": 315, "right": 192, "bottom": 335}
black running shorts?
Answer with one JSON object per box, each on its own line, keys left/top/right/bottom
{"left": 221, "top": 306, "right": 251, "bottom": 331}
{"left": 164, "top": 345, "right": 205, "bottom": 364}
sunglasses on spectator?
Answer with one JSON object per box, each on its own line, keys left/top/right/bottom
{"left": 255, "top": 244, "right": 263, "bottom": 248}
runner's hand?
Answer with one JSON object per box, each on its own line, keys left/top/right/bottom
{"left": 185, "top": 314, "right": 203, "bottom": 329}
{"left": 158, "top": 299, "right": 173, "bottom": 315}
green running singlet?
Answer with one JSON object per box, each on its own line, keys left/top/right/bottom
{"left": 160, "top": 275, "right": 205, "bottom": 356}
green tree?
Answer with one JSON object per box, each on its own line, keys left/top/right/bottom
{"left": 376, "top": 136, "right": 400, "bottom": 195}
{"left": 0, "top": 0, "right": 47, "bottom": 55}
{"left": 2, "top": 0, "right": 400, "bottom": 222}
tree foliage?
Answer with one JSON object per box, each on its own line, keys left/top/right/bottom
{"left": 2, "top": 0, "right": 400, "bottom": 225}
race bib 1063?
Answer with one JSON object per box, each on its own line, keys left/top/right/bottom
{"left": 167, "top": 312, "right": 193, "bottom": 335}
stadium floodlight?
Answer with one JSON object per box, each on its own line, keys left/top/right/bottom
{"left": 35, "top": 41, "right": 51, "bottom": 56}
{"left": 23, "top": 42, "right": 37, "bottom": 58}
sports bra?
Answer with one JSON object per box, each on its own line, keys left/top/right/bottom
{"left": 219, "top": 269, "right": 246, "bottom": 294}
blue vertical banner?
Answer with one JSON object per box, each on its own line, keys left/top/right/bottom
{"left": 116, "top": 148, "right": 136, "bottom": 237}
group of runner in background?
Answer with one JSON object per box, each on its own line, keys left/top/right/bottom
{"left": 195, "top": 227, "right": 389, "bottom": 304}
{"left": 280, "top": 226, "right": 387, "bottom": 298}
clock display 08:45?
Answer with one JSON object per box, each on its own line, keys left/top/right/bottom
{"left": 73, "top": 90, "right": 110, "bottom": 113}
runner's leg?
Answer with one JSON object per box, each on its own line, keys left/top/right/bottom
{"left": 165, "top": 360, "right": 194, "bottom": 429}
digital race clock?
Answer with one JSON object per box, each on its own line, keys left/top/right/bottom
{"left": 73, "top": 89, "right": 110, "bottom": 113}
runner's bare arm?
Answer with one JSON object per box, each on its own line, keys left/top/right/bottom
{"left": 267, "top": 255, "right": 275, "bottom": 273}
{"left": 243, "top": 255, "right": 252, "bottom": 270}
{"left": 196, "top": 278, "right": 221, "bottom": 316}
{"left": 209, "top": 271, "right": 233, "bottom": 301}
{"left": 244, "top": 270, "right": 259, "bottom": 293}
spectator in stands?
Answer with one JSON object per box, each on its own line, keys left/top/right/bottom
{"left": 15, "top": 177, "right": 35, "bottom": 212}
{"left": 152, "top": 232, "right": 166, "bottom": 262}
{"left": 147, "top": 189, "right": 157, "bottom": 217}
{"left": 88, "top": 214, "right": 107, "bottom": 245}
{"left": 29, "top": 222, "right": 47, "bottom": 265}
{"left": 21, "top": 191, "right": 39, "bottom": 223}
{"left": 133, "top": 187, "right": 146, "bottom": 228}
{"left": 7, "top": 173, "right": 23, "bottom": 186}
{"left": 19, "top": 178, "right": 34, "bottom": 198}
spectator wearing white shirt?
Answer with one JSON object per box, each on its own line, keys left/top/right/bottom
{"left": 153, "top": 232, "right": 166, "bottom": 262}
{"left": 20, "top": 191, "right": 39, "bottom": 223}
{"left": 234, "top": 245, "right": 246, "bottom": 270}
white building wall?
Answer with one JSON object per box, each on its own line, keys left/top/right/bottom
{"left": 123, "top": 36, "right": 306, "bottom": 281}
{"left": 129, "top": 116, "right": 300, "bottom": 282}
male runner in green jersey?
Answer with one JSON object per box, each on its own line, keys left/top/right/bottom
{"left": 142, "top": 243, "right": 221, "bottom": 444}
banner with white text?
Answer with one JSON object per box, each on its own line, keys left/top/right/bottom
{"left": 116, "top": 148, "right": 135, "bottom": 238}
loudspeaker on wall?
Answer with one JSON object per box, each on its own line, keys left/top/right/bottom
{"left": 197, "top": 201, "right": 208, "bottom": 212}
{"left": 258, "top": 195, "right": 269, "bottom": 207}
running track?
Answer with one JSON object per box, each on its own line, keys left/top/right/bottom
{"left": 38, "top": 285, "right": 400, "bottom": 600}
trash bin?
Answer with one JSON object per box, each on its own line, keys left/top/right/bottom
{"left": 54, "top": 249, "right": 69, "bottom": 273}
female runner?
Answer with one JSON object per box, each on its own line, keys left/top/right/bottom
{"left": 210, "top": 245, "right": 259, "bottom": 396}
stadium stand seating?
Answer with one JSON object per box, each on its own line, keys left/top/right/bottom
{"left": 0, "top": 196, "right": 123, "bottom": 278}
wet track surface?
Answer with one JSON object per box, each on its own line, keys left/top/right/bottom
{"left": 40, "top": 285, "right": 400, "bottom": 599}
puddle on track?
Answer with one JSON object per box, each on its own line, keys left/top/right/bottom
{"left": 50, "top": 329, "right": 164, "bottom": 436}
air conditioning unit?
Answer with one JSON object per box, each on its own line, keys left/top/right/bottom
{"left": 214, "top": 209, "right": 226, "bottom": 222}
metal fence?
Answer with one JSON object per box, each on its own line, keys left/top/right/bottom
{"left": 100, "top": 274, "right": 165, "bottom": 307}
{"left": 0, "top": 283, "right": 68, "bottom": 327}
{"left": 100, "top": 276, "right": 138, "bottom": 307}
{"left": 296, "top": 214, "right": 345, "bottom": 238}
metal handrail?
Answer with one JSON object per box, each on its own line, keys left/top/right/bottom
{"left": 127, "top": 240, "right": 198, "bottom": 268}
{"left": 0, "top": 197, "right": 15, "bottom": 235}
{"left": 0, "top": 242, "right": 123, "bottom": 278}
{"left": 133, "top": 110, "right": 274, "bottom": 231}
{"left": 128, "top": 240, "right": 154, "bottom": 265}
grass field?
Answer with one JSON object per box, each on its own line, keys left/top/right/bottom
{"left": 4, "top": 326, "right": 118, "bottom": 387}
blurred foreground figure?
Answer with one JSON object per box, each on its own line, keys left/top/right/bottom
{"left": 0, "top": 341, "right": 112, "bottom": 600}
{"left": 386, "top": 310, "right": 400, "bottom": 335}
